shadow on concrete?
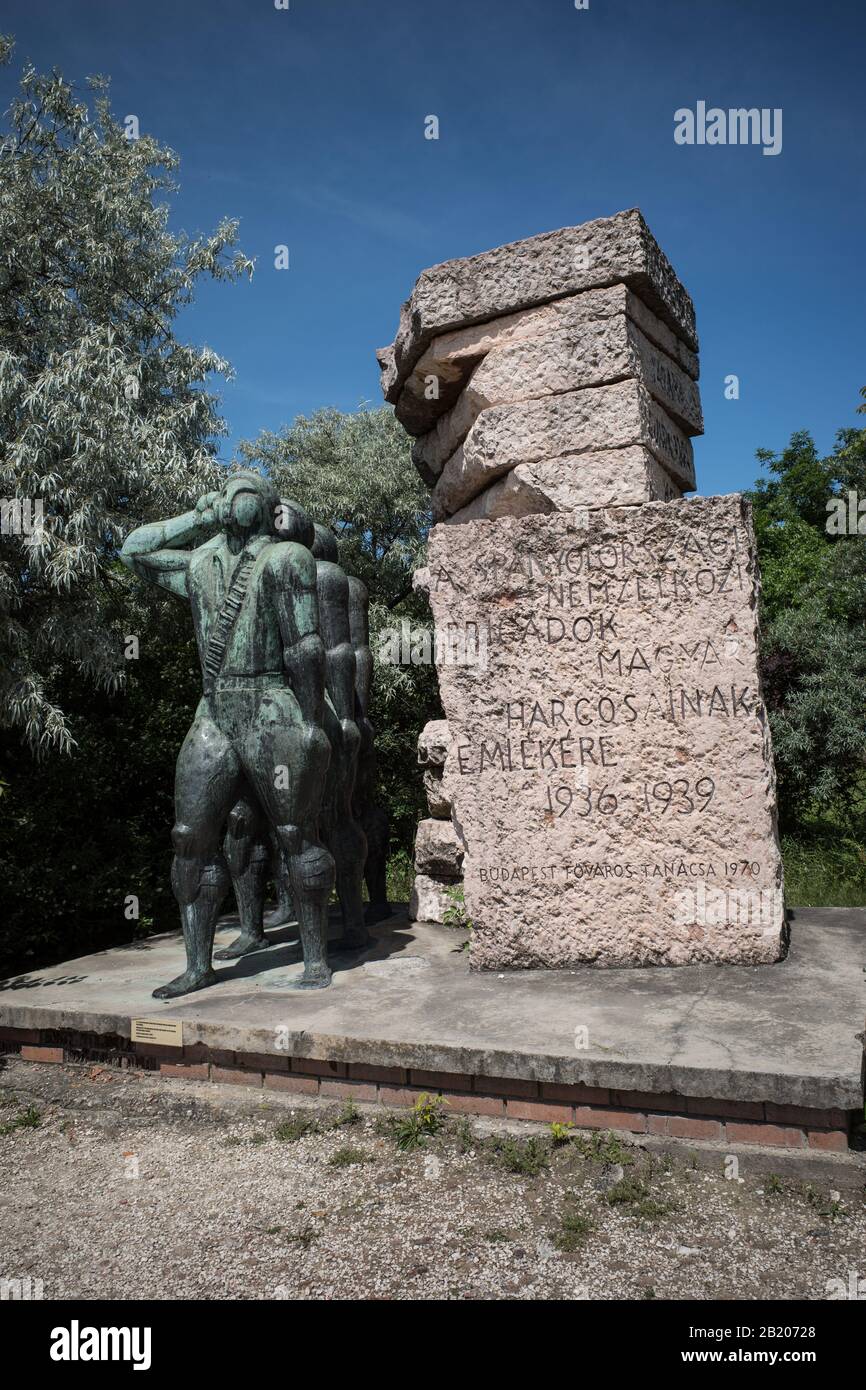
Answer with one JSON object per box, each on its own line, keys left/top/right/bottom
{"left": 210, "top": 912, "right": 416, "bottom": 987}
{"left": 0, "top": 973, "right": 90, "bottom": 992}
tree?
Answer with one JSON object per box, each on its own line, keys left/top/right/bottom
{"left": 747, "top": 403, "right": 866, "bottom": 831}
{"left": 240, "top": 406, "right": 441, "bottom": 851}
{"left": 0, "top": 35, "right": 253, "bottom": 756}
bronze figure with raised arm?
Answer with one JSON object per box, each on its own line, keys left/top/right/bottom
{"left": 120, "top": 472, "right": 334, "bottom": 999}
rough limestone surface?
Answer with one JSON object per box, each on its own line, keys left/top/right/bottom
{"left": 446, "top": 447, "right": 681, "bottom": 525}
{"left": 413, "top": 317, "right": 701, "bottom": 479}
{"left": 394, "top": 283, "right": 700, "bottom": 437}
{"left": 378, "top": 209, "right": 698, "bottom": 405}
{"left": 423, "top": 767, "right": 451, "bottom": 819}
{"left": 431, "top": 381, "right": 695, "bottom": 518}
{"left": 417, "top": 719, "right": 452, "bottom": 768}
{"left": 414, "top": 816, "right": 464, "bottom": 879}
{"left": 409, "top": 873, "right": 458, "bottom": 924}
{"left": 427, "top": 495, "right": 786, "bottom": 970}
{"left": 411, "top": 295, "right": 702, "bottom": 473}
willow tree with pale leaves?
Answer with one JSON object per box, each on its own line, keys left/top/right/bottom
{"left": 0, "top": 36, "right": 253, "bottom": 756}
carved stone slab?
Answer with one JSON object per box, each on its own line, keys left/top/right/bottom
{"left": 427, "top": 496, "right": 786, "bottom": 969}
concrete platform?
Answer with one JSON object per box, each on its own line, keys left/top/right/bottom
{"left": 1, "top": 909, "right": 863, "bottom": 1135}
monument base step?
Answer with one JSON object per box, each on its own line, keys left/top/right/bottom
{"left": 1, "top": 907, "right": 863, "bottom": 1157}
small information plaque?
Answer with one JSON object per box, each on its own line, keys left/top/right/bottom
{"left": 131, "top": 1017, "right": 184, "bottom": 1047}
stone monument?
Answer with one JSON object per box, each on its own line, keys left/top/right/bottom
{"left": 380, "top": 209, "right": 786, "bottom": 969}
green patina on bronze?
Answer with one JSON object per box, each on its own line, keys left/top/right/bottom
{"left": 120, "top": 471, "right": 381, "bottom": 999}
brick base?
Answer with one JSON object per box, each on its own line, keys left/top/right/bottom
{"left": 0, "top": 1026, "right": 854, "bottom": 1151}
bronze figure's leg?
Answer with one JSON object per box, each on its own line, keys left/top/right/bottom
{"left": 266, "top": 831, "right": 296, "bottom": 927}
{"left": 156, "top": 703, "right": 241, "bottom": 1000}
{"left": 215, "top": 789, "right": 270, "bottom": 959}
{"left": 243, "top": 688, "right": 334, "bottom": 989}
{"left": 355, "top": 721, "right": 393, "bottom": 924}
{"left": 322, "top": 700, "right": 369, "bottom": 949}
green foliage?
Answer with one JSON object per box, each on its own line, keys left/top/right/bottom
{"left": 489, "top": 1133, "right": 551, "bottom": 1176}
{"left": 0, "top": 581, "right": 201, "bottom": 975}
{"left": 549, "top": 1121, "right": 575, "bottom": 1146}
{"left": 572, "top": 1130, "right": 634, "bottom": 1166}
{"left": 604, "top": 1174, "right": 671, "bottom": 1218}
{"left": 330, "top": 1099, "right": 361, "bottom": 1129}
{"left": 781, "top": 819, "right": 866, "bottom": 906}
{"left": 747, "top": 408, "right": 866, "bottom": 838}
{"left": 377, "top": 1093, "right": 447, "bottom": 1151}
{"left": 0, "top": 1103, "right": 42, "bottom": 1135}
{"left": 328, "top": 1145, "right": 373, "bottom": 1167}
{"left": 554, "top": 1200, "right": 593, "bottom": 1251}
{"left": 442, "top": 884, "right": 472, "bottom": 931}
{"left": 0, "top": 40, "right": 252, "bottom": 756}
{"left": 274, "top": 1114, "right": 320, "bottom": 1143}
{"left": 239, "top": 406, "right": 441, "bottom": 853}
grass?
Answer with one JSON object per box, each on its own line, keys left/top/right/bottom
{"left": 554, "top": 1207, "right": 594, "bottom": 1251}
{"left": 274, "top": 1114, "right": 319, "bottom": 1143}
{"left": 572, "top": 1130, "right": 634, "bottom": 1166}
{"left": 329, "top": 1145, "right": 373, "bottom": 1168}
{"left": 781, "top": 801, "right": 866, "bottom": 907}
{"left": 330, "top": 1100, "right": 361, "bottom": 1129}
{"left": 805, "top": 1184, "right": 845, "bottom": 1222}
{"left": 604, "top": 1174, "right": 672, "bottom": 1219}
{"left": 488, "top": 1134, "right": 551, "bottom": 1176}
{"left": 383, "top": 850, "right": 414, "bottom": 904}
{"left": 554, "top": 1192, "right": 594, "bottom": 1250}
{"left": 0, "top": 1104, "right": 42, "bottom": 1136}
{"left": 376, "top": 1094, "right": 447, "bottom": 1151}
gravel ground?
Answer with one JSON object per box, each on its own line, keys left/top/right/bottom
{"left": 1, "top": 1059, "right": 864, "bottom": 1302}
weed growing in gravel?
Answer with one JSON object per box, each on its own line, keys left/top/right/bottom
{"left": 489, "top": 1134, "right": 551, "bottom": 1176}
{"left": 274, "top": 1114, "right": 319, "bottom": 1143}
{"left": 329, "top": 1145, "right": 374, "bottom": 1168}
{"left": 377, "top": 1094, "right": 447, "bottom": 1152}
{"left": 483, "top": 1229, "right": 511, "bottom": 1242}
{"left": 549, "top": 1122, "right": 575, "bottom": 1147}
{"left": 572, "top": 1130, "right": 633, "bottom": 1166}
{"left": 554, "top": 1203, "right": 594, "bottom": 1251}
{"left": 805, "top": 1185, "right": 844, "bottom": 1222}
{"left": 0, "top": 1104, "right": 41, "bottom": 1135}
{"left": 765, "top": 1173, "right": 785, "bottom": 1196}
{"left": 605, "top": 1174, "right": 671, "bottom": 1219}
{"left": 454, "top": 1117, "right": 474, "bottom": 1153}
{"left": 330, "top": 1100, "right": 361, "bottom": 1129}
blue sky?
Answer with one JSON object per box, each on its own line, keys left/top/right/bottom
{"left": 2, "top": 0, "right": 865, "bottom": 496}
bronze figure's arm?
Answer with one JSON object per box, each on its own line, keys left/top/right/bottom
{"left": 120, "top": 491, "right": 220, "bottom": 598}
{"left": 347, "top": 575, "right": 372, "bottom": 718}
{"left": 317, "top": 562, "right": 358, "bottom": 725}
{"left": 275, "top": 543, "right": 327, "bottom": 730}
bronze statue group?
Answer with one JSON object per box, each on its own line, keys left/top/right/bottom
{"left": 121, "top": 471, "right": 389, "bottom": 1000}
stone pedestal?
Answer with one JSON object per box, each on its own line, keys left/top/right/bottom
{"left": 427, "top": 497, "right": 786, "bottom": 968}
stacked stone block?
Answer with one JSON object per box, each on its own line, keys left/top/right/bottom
{"left": 409, "top": 720, "right": 464, "bottom": 924}
{"left": 377, "top": 208, "right": 702, "bottom": 523}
